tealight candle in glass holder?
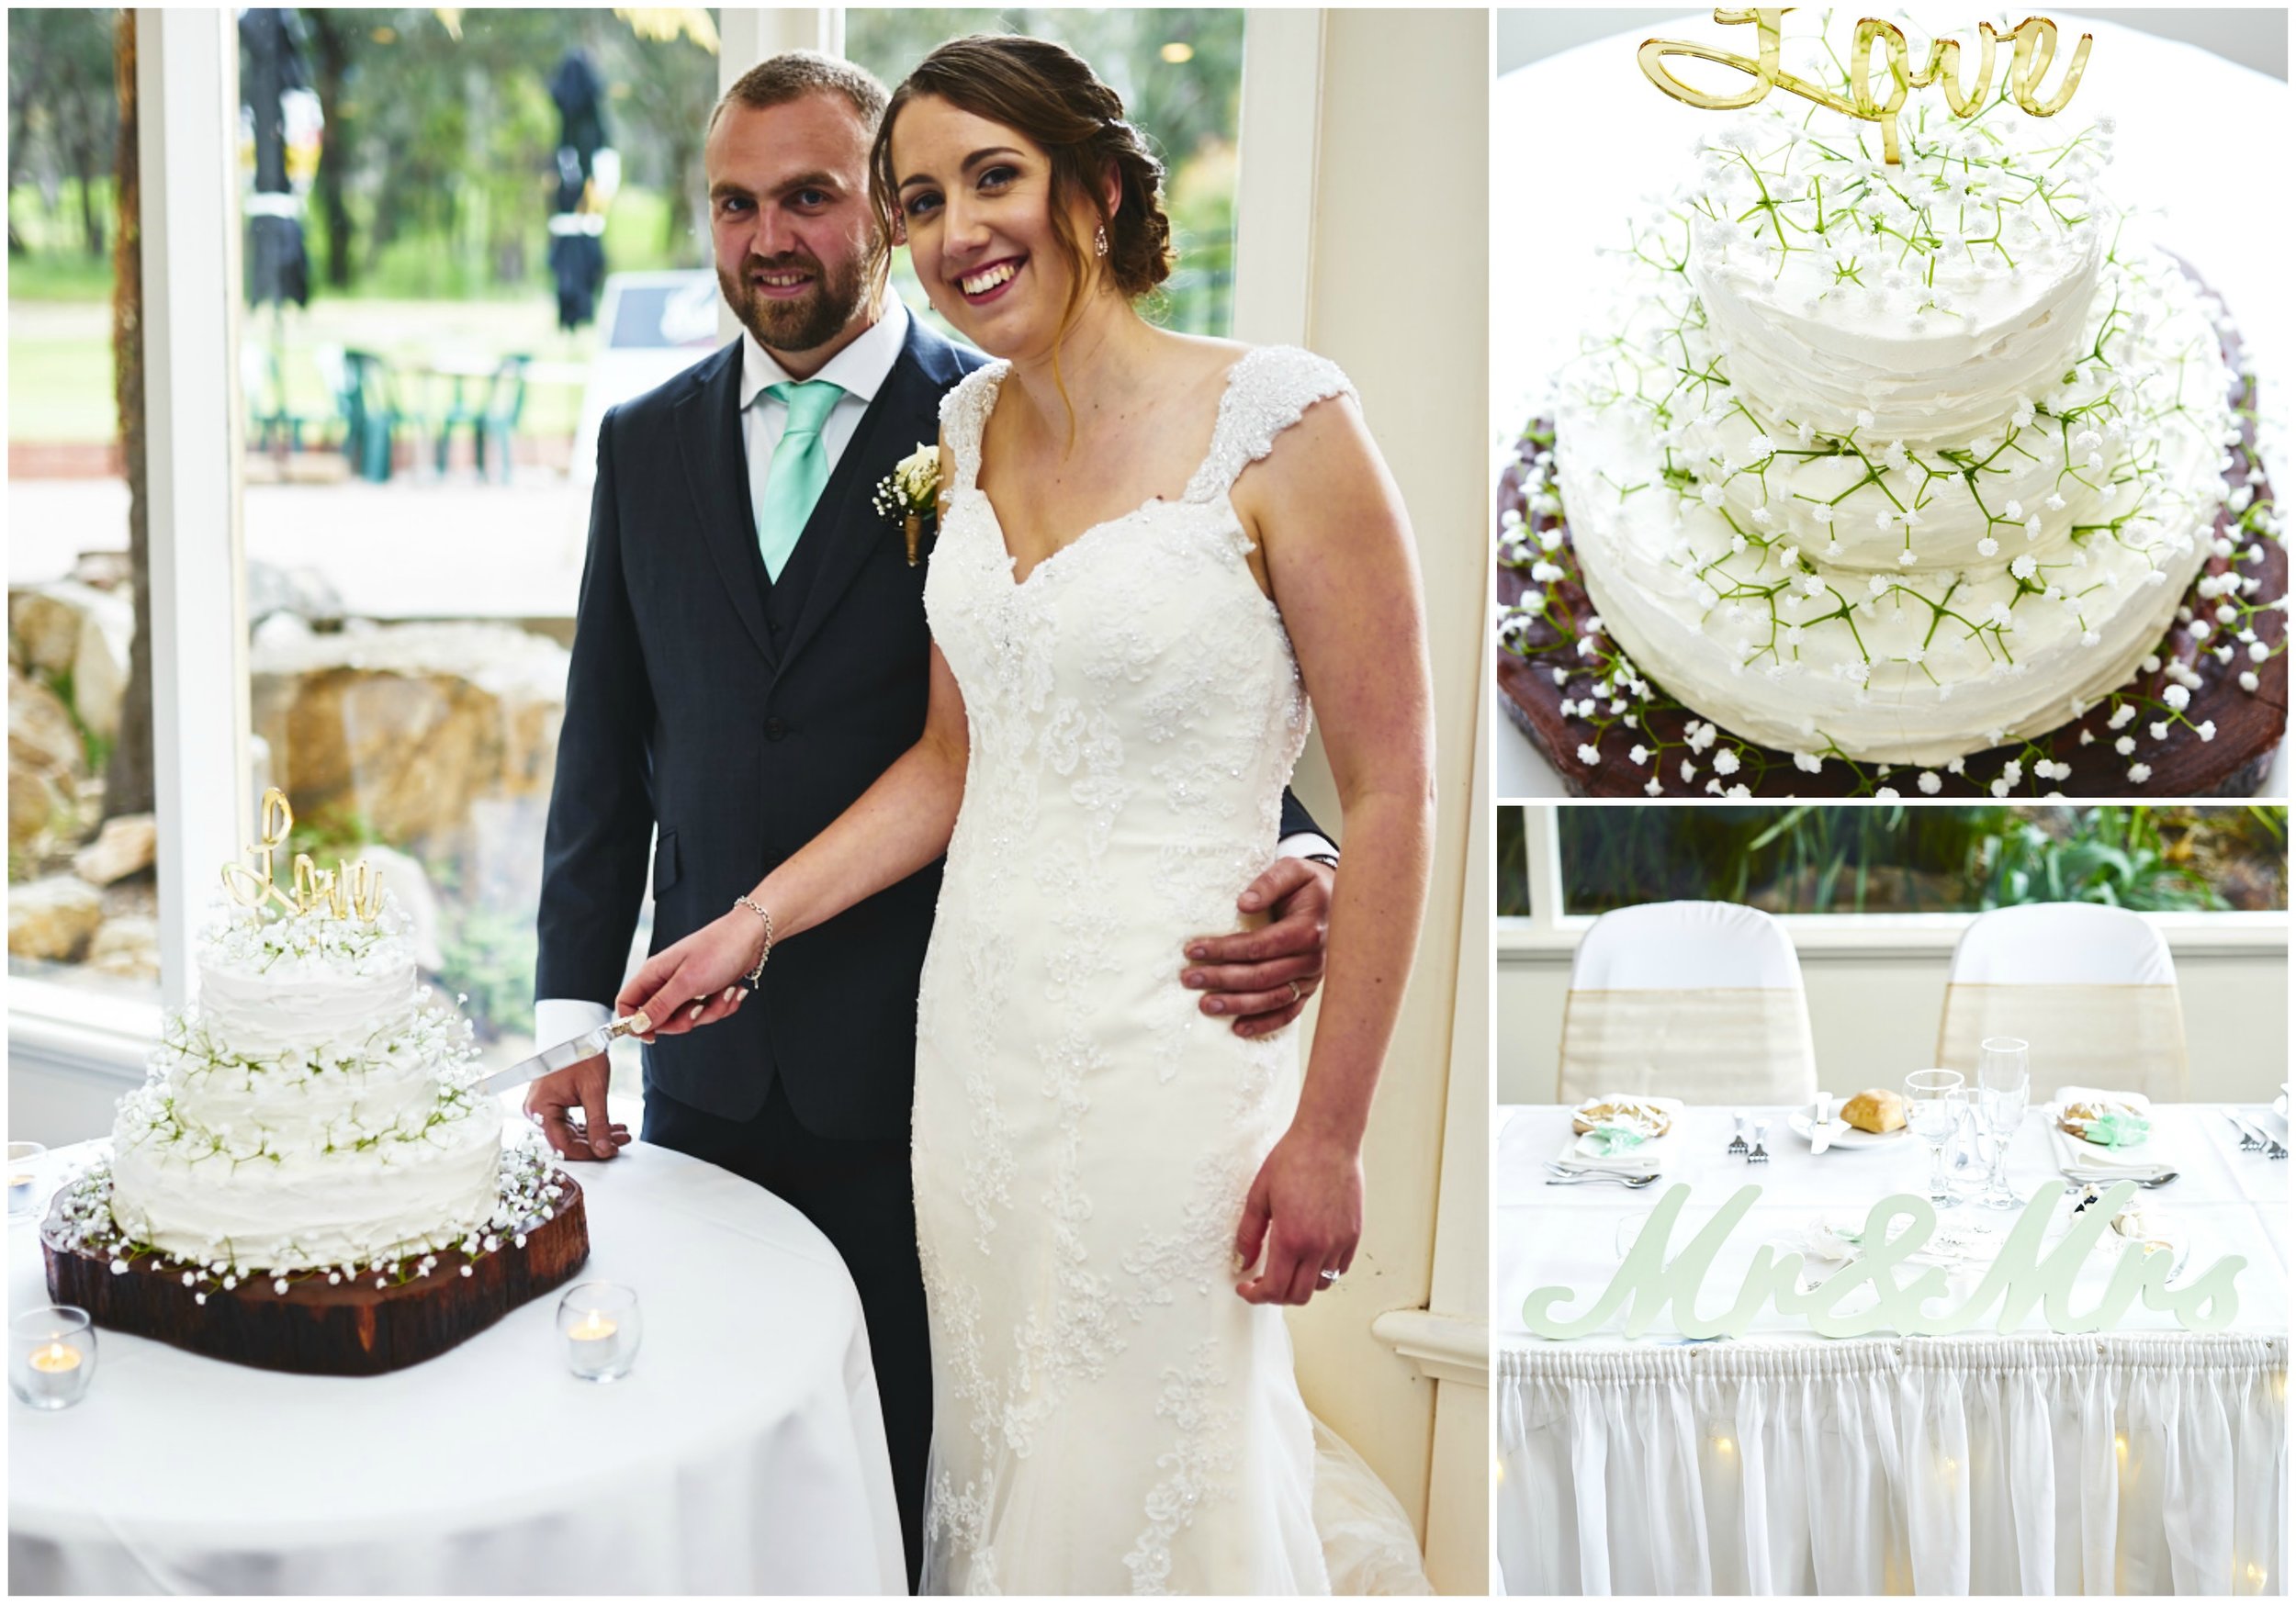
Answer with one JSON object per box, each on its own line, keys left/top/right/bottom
{"left": 557, "top": 1282, "right": 639, "bottom": 1382}
{"left": 8, "top": 1142, "right": 46, "bottom": 1219}
{"left": 11, "top": 1307, "right": 96, "bottom": 1410}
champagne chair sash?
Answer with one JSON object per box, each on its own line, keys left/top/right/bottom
{"left": 1939, "top": 904, "right": 2189, "bottom": 1099}
{"left": 1559, "top": 902, "right": 1820, "bottom": 1105}
{"left": 1936, "top": 982, "right": 2189, "bottom": 1100}
{"left": 1559, "top": 986, "right": 1819, "bottom": 1105}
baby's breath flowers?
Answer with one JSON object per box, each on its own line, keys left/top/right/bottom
{"left": 203, "top": 891, "right": 411, "bottom": 978}
{"left": 1497, "top": 411, "right": 2286, "bottom": 795}
{"left": 47, "top": 1136, "right": 575, "bottom": 1294}
{"left": 873, "top": 443, "right": 943, "bottom": 566}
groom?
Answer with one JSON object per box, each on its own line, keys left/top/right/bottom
{"left": 528, "top": 52, "right": 1336, "bottom": 1584}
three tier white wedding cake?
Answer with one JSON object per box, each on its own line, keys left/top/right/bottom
{"left": 1499, "top": 25, "right": 2282, "bottom": 796}
{"left": 44, "top": 802, "right": 587, "bottom": 1373}
{"left": 107, "top": 894, "right": 506, "bottom": 1276}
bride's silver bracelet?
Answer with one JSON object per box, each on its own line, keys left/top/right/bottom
{"left": 735, "top": 895, "right": 773, "bottom": 991}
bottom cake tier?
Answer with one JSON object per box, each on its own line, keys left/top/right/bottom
{"left": 1496, "top": 411, "right": 2287, "bottom": 799}
{"left": 41, "top": 1149, "right": 589, "bottom": 1376}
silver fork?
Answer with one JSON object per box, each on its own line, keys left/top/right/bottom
{"left": 1748, "top": 1118, "right": 1771, "bottom": 1164}
{"left": 2236, "top": 1112, "right": 2289, "bottom": 1160}
{"left": 1728, "top": 1111, "right": 1749, "bottom": 1158}
{"left": 2226, "top": 1111, "right": 2265, "bottom": 1153}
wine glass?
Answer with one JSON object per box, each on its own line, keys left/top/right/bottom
{"left": 1905, "top": 1070, "right": 1967, "bottom": 1207}
{"left": 1975, "top": 1037, "right": 2031, "bottom": 1211}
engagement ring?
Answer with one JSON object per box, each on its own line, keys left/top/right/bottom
{"left": 1317, "top": 1268, "right": 1340, "bottom": 1283}
{"left": 1287, "top": 980, "right": 1303, "bottom": 1004}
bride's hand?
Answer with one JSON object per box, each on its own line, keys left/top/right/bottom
{"left": 616, "top": 912, "right": 756, "bottom": 1039}
{"left": 1232, "top": 1126, "right": 1362, "bottom": 1305}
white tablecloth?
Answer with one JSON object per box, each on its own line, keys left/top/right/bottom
{"left": 8, "top": 1139, "right": 906, "bottom": 1595}
{"left": 1491, "top": 12, "right": 2293, "bottom": 800}
{"left": 1496, "top": 1103, "right": 2289, "bottom": 1594}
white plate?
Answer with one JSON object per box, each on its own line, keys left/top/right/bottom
{"left": 1788, "top": 1112, "right": 1910, "bottom": 1150}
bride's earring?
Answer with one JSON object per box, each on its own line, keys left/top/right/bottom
{"left": 1094, "top": 224, "right": 1109, "bottom": 258}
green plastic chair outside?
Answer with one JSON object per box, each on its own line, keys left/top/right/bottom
{"left": 435, "top": 354, "right": 531, "bottom": 482}
{"left": 334, "top": 348, "right": 405, "bottom": 482}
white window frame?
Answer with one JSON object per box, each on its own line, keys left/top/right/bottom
{"left": 1499, "top": 804, "right": 2291, "bottom": 960}
{"left": 11, "top": 8, "right": 249, "bottom": 1091}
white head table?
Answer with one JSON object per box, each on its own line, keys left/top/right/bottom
{"left": 7, "top": 1139, "right": 906, "bottom": 1595}
{"left": 1495, "top": 1103, "right": 2288, "bottom": 1596}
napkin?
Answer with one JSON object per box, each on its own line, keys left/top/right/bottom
{"left": 1554, "top": 1095, "right": 1683, "bottom": 1173}
{"left": 2049, "top": 1125, "right": 2172, "bottom": 1181}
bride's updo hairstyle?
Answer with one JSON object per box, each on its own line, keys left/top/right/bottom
{"left": 871, "top": 33, "right": 1176, "bottom": 339}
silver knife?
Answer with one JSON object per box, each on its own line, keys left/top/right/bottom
{"left": 1810, "top": 1094, "right": 1836, "bottom": 1156}
{"left": 476, "top": 1011, "right": 653, "bottom": 1097}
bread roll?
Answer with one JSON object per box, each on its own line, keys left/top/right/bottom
{"left": 1841, "top": 1088, "right": 1908, "bottom": 1134}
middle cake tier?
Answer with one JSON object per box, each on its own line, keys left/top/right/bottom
{"left": 1555, "top": 239, "right": 2236, "bottom": 767}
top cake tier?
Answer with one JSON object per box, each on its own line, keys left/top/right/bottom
{"left": 1682, "top": 101, "right": 2116, "bottom": 442}
{"left": 195, "top": 895, "right": 419, "bottom": 1057}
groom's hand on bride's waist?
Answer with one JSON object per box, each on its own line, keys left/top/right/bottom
{"left": 523, "top": 1058, "right": 631, "bottom": 1162}
{"left": 1180, "top": 857, "right": 1334, "bottom": 1038}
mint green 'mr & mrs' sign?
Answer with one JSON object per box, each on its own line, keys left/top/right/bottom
{"left": 1523, "top": 1182, "right": 2244, "bottom": 1340}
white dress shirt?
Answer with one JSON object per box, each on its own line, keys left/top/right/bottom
{"left": 737, "top": 296, "right": 912, "bottom": 524}
{"left": 535, "top": 301, "right": 1332, "bottom": 1049}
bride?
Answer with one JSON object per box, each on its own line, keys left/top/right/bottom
{"left": 618, "top": 35, "right": 1435, "bottom": 1595}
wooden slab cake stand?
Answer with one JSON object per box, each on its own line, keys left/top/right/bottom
{"left": 1497, "top": 320, "right": 2286, "bottom": 797}
{"left": 42, "top": 1182, "right": 590, "bottom": 1377}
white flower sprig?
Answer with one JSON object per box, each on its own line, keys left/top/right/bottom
{"left": 57, "top": 1131, "right": 577, "bottom": 1289}
{"left": 201, "top": 889, "right": 411, "bottom": 979}
{"left": 872, "top": 443, "right": 943, "bottom": 566}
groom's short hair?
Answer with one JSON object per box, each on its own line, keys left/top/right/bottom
{"left": 712, "top": 51, "right": 889, "bottom": 134}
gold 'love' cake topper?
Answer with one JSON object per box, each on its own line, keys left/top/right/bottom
{"left": 220, "top": 788, "right": 385, "bottom": 922}
{"left": 1639, "top": 7, "right": 2092, "bottom": 166}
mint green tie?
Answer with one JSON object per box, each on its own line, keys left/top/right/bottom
{"left": 757, "top": 380, "right": 843, "bottom": 581}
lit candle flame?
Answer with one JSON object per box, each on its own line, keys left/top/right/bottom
{"left": 29, "top": 1341, "right": 82, "bottom": 1374}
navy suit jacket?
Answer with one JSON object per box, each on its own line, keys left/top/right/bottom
{"left": 535, "top": 315, "right": 1318, "bottom": 1141}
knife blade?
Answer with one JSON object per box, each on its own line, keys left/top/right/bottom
{"left": 476, "top": 1010, "right": 652, "bottom": 1098}
{"left": 1810, "top": 1094, "right": 1835, "bottom": 1155}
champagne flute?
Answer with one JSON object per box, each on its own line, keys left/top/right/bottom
{"left": 1975, "top": 1036, "right": 2030, "bottom": 1211}
{"left": 1905, "top": 1070, "right": 1967, "bottom": 1207}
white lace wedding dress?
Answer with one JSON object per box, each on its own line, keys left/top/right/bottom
{"left": 912, "top": 347, "right": 1428, "bottom": 1596}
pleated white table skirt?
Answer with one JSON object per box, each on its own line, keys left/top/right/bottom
{"left": 7, "top": 1139, "right": 906, "bottom": 1595}
{"left": 1500, "top": 1330, "right": 2286, "bottom": 1595}
{"left": 1496, "top": 1104, "right": 2289, "bottom": 1595}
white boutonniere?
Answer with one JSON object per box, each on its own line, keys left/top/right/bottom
{"left": 872, "top": 443, "right": 942, "bottom": 566}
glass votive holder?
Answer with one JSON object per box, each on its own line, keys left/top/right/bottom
{"left": 8, "top": 1142, "right": 47, "bottom": 1219}
{"left": 557, "top": 1282, "right": 640, "bottom": 1383}
{"left": 11, "top": 1307, "right": 96, "bottom": 1410}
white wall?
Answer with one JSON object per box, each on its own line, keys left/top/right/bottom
{"left": 1500, "top": 939, "right": 2290, "bottom": 1105}
{"left": 1274, "top": 9, "right": 1491, "bottom": 1595}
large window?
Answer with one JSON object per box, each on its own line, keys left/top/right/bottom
{"left": 7, "top": 8, "right": 155, "bottom": 1003}
{"left": 11, "top": 6, "right": 1255, "bottom": 1096}
{"left": 1500, "top": 805, "right": 2289, "bottom": 920}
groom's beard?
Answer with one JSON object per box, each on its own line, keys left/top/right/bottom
{"left": 719, "top": 247, "right": 866, "bottom": 357}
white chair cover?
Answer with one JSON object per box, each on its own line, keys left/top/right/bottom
{"left": 1938, "top": 904, "right": 2189, "bottom": 1100}
{"left": 1558, "top": 902, "right": 1819, "bottom": 1105}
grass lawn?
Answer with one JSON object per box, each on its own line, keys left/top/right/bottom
{"left": 13, "top": 292, "right": 600, "bottom": 444}
{"left": 9, "top": 186, "right": 703, "bottom": 445}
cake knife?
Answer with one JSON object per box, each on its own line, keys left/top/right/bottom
{"left": 475, "top": 1011, "right": 653, "bottom": 1097}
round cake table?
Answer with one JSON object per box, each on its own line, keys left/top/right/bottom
{"left": 7, "top": 1139, "right": 906, "bottom": 1595}
{"left": 1491, "top": 10, "right": 2292, "bottom": 799}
